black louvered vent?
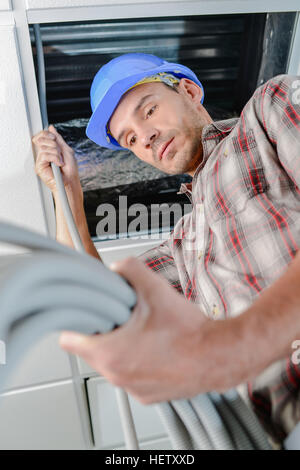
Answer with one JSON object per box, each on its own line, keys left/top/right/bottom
{"left": 30, "top": 14, "right": 269, "bottom": 123}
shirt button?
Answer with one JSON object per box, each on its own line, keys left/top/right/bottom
{"left": 198, "top": 250, "right": 203, "bottom": 259}
{"left": 224, "top": 148, "right": 229, "bottom": 157}
{"left": 212, "top": 304, "right": 220, "bottom": 317}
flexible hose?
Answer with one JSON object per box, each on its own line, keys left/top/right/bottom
{"left": 33, "top": 24, "right": 83, "bottom": 253}
{"left": 0, "top": 221, "right": 272, "bottom": 450}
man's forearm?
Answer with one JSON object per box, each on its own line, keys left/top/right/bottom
{"left": 201, "top": 250, "right": 300, "bottom": 392}
{"left": 53, "top": 190, "right": 102, "bottom": 261}
{"left": 237, "top": 249, "right": 300, "bottom": 375}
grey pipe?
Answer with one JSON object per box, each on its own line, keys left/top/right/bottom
{"left": 33, "top": 23, "right": 84, "bottom": 253}
{"left": 0, "top": 220, "right": 272, "bottom": 450}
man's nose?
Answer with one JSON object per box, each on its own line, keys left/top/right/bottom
{"left": 141, "top": 128, "right": 158, "bottom": 149}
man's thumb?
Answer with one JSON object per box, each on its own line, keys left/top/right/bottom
{"left": 110, "top": 257, "right": 159, "bottom": 299}
{"left": 59, "top": 330, "right": 92, "bottom": 356}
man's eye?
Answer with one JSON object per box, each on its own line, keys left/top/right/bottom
{"left": 146, "top": 106, "right": 156, "bottom": 118}
{"left": 129, "top": 136, "right": 136, "bottom": 146}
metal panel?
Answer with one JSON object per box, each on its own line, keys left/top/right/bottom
{"left": 0, "top": 381, "right": 87, "bottom": 449}
{"left": 26, "top": 0, "right": 186, "bottom": 6}
{"left": 257, "top": 12, "right": 297, "bottom": 86}
{"left": 25, "top": 0, "right": 300, "bottom": 24}
{"left": 0, "top": 333, "right": 72, "bottom": 392}
{"left": 86, "top": 376, "right": 167, "bottom": 449}
{"left": 0, "top": 0, "right": 11, "bottom": 10}
{"left": 0, "top": 0, "right": 13, "bottom": 26}
{"left": 116, "top": 437, "right": 173, "bottom": 450}
{"left": 0, "top": 12, "right": 14, "bottom": 26}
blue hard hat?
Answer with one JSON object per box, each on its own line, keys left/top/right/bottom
{"left": 86, "top": 53, "right": 204, "bottom": 150}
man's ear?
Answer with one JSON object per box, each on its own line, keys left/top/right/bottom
{"left": 178, "top": 78, "right": 203, "bottom": 104}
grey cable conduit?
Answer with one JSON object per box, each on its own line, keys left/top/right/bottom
{"left": 33, "top": 23, "right": 83, "bottom": 253}
{"left": 0, "top": 220, "right": 271, "bottom": 450}
{"left": 0, "top": 24, "right": 270, "bottom": 450}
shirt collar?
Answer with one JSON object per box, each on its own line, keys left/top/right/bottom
{"left": 202, "top": 117, "right": 239, "bottom": 142}
{"left": 178, "top": 117, "right": 239, "bottom": 196}
{"left": 195, "top": 117, "right": 239, "bottom": 172}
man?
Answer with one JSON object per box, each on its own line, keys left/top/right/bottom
{"left": 32, "top": 53, "right": 300, "bottom": 445}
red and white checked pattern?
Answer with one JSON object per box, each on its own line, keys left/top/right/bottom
{"left": 138, "top": 75, "right": 300, "bottom": 444}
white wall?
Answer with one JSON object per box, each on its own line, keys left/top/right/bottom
{"left": 0, "top": 26, "right": 49, "bottom": 254}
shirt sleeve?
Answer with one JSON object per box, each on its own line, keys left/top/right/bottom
{"left": 254, "top": 74, "right": 300, "bottom": 188}
{"left": 137, "top": 236, "right": 183, "bottom": 295}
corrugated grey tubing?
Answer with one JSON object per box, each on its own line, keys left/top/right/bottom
{"left": 0, "top": 220, "right": 272, "bottom": 449}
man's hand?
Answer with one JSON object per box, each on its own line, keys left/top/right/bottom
{"left": 32, "top": 124, "right": 83, "bottom": 204}
{"left": 59, "top": 253, "right": 300, "bottom": 404}
{"left": 59, "top": 257, "right": 213, "bottom": 404}
{"left": 32, "top": 124, "right": 101, "bottom": 258}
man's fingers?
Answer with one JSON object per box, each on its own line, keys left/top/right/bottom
{"left": 35, "top": 152, "right": 63, "bottom": 170}
{"left": 32, "top": 130, "right": 55, "bottom": 144}
{"left": 59, "top": 330, "right": 120, "bottom": 377}
{"left": 48, "top": 125, "right": 64, "bottom": 146}
{"left": 48, "top": 124, "right": 58, "bottom": 135}
{"left": 35, "top": 139, "right": 58, "bottom": 150}
{"left": 49, "top": 124, "right": 71, "bottom": 152}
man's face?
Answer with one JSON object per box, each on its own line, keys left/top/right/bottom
{"left": 109, "top": 78, "right": 212, "bottom": 176}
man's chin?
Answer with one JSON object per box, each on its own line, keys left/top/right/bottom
{"left": 167, "top": 152, "right": 195, "bottom": 175}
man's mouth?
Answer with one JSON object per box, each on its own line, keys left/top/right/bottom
{"left": 158, "top": 138, "right": 175, "bottom": 160}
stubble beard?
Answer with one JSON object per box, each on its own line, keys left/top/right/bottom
{"left": 161, "top": 123, "right": 204, "bottom": 175}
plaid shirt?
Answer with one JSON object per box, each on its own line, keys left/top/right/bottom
{"left": 138, "top": 74, "right": 300, "bottom": 444}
